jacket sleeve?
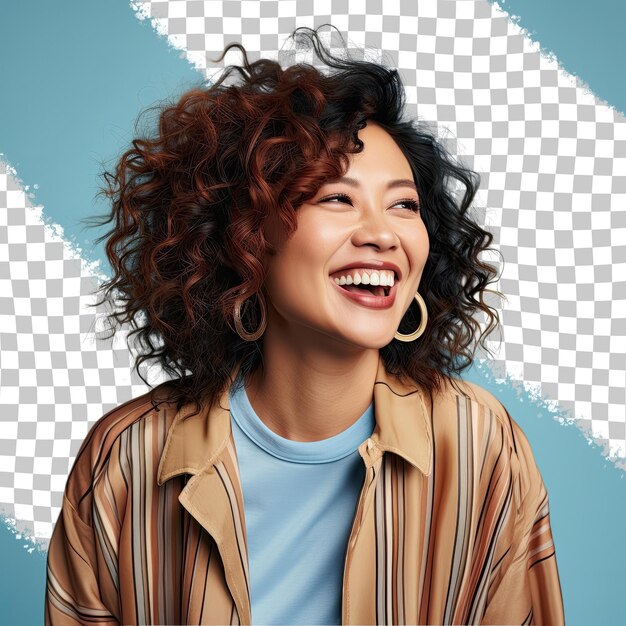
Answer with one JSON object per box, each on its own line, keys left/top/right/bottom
{"left": 45, "top": 495, "right": 120, "bottom": 626}
{"left": 482, "top": 413, "right": 565, "bottom": 626}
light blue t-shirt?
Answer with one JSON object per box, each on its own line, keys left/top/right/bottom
{"left": 228, "top": 376, "right": 375, "bottom": 626}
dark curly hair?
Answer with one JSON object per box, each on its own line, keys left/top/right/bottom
{"left": 85, "top": 25, "right": 503, "bottom": 417}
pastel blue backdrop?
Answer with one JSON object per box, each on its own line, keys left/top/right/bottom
{"left": 1, "top": 1, "right": 625, "bottom": 624}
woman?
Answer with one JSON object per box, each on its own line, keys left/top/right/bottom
{"left": 45, "top": 27, "right": 564, "bottom": 625}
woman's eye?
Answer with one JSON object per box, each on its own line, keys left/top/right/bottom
{"left": 319, "top": 193, "right": 353, "bottom": 204}
{"left": 394, "top": 199, "right": 420, "bottom": 212}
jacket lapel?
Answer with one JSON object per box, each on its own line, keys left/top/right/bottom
{"left": 157, "top": 366, "right": 252, "bottom": 624}
{"left": 177, "top": 436, "right": 251, "bottom": 624}
{"left": 370, "top": 355, "right": 433, "bottom": 475}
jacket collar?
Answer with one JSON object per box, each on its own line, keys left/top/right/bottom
{"left": 157, "top": 353, "right": 433, "bottom": 484}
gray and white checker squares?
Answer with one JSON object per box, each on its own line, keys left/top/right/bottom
{"left": 1, "top": 0, "right": 625, "bottom": 544}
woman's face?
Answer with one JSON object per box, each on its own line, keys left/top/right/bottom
{"left": 262, "top": 120, "right": 430, "bottom": 351}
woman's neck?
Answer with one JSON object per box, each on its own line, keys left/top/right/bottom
{"left": 243, "top": 329, "right": 379, "bottom": 442}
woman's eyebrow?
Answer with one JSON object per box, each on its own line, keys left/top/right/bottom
{"left": 326, "top": 176, "right": 417, "bottom": 191}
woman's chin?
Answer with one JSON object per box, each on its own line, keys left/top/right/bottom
{"left": 326, "top": 328, "right": 399, "bottom": 351}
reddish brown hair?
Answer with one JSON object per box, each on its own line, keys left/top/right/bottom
{"left": 87, "top": 26, "right": 503, "bottom": 416}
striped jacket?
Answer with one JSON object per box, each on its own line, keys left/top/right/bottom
{"left": 45, "top": 355, "right": 565, "bottom": 625}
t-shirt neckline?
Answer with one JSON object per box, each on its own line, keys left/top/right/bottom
{"left": 228, "top": 376, "right": 376, "bottom": 464}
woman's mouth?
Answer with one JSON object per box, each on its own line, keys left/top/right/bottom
{"left": 330, "top": 276, "right": 398, "bottom": 309}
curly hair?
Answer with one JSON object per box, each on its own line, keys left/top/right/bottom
{"left": 86, "top": 25, "right": 503, "bottom": 417}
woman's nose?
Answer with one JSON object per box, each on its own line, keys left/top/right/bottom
{"left": 350, "top": 209, "right": 400, "bottom": 250}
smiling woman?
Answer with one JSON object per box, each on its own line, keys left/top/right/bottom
{"left": 45, "top": 25, "right": 564, "bottom": 626}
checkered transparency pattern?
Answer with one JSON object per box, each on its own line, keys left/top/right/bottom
{"left": 0, "top": 0, "right": 624, "bottom": 544}
{"left": 0, "top": 161, "right": 171, "bottom": 542}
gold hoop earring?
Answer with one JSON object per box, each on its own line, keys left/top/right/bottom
{"left": 394, "top": 291, "right": 428, "bottom": 342}
{"left": 233, "top": 291, "right": 267, "bottom": 342}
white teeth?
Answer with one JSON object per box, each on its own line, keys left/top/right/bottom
{"left": 332, "top": 270, "right": 395, "bottom": 287}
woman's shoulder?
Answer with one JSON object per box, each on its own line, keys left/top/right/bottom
{"left": 433, "top": 376, "right": 547, "bottom": 509}
{"left": 432, "top": 375, "right": 516, "bottom": 435}
{"left": 433, "top": 377, "right": 542, "bottom": 473}
{"left": 62, "top": 382, "right": 179, "bottom": 521}
{"left": 445, "top": 378, "right": 538, "bottom": 456}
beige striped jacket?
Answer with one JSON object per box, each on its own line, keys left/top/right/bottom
{"left": 45, "top": 355, "right": 565, "bottom": 625}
